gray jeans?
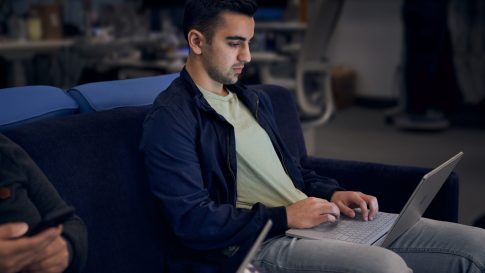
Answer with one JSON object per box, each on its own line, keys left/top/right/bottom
{"left": 252, "top": 218, "right": 485, "bottom": 273}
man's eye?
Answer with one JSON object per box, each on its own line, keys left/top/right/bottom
{"left": 228, "top": 42, "right": 240, "bottom": 47}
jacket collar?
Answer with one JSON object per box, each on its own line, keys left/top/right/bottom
{"left": 180, "top": 67, "right": 260, "bottom": 116}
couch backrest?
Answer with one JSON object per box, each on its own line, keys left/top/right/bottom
{"left": 68, "top": 73, "right": 179, "bottom": 112}
{"left": 0, "top": 85, "right": 79, "bottom": 132}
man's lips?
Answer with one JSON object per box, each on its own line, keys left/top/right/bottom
{"left": 233, "top": 66, "right": 244, "bottom": 73}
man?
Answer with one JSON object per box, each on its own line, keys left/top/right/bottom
{"left": 140, "top": 1, "right": 485, "bottom": 272}
{"left": 0, "top": 133, "right": 87, "bottom": 273}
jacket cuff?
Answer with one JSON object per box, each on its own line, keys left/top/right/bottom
{"left": 63, "top": 236, "right": 77, "bottom": 273}
{"left": 311, "top": 183, "right": 346, "bottom": 201}
{"left": 266, "top": 206, "right": 288, "bottom": 237}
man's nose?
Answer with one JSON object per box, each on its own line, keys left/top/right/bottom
{"left": 238, "top": 44, "right": 251, "bottom": 63}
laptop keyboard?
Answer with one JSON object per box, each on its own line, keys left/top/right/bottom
{"left": 313, "top": 212, "right": 398, "bottom": 244}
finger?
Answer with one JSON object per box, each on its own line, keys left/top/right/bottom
{"left": 0, "top": 226, "right": 61, "bottom": 273}
{"left": 32, "top": 225, "right": 62, "bottom": 241}
{"left": 319, "top": 213, "right": 337, "bottom": 223}
{"left": 327, "top": 203, "right": 340, "bottom": 220}
{"left": 0, "top": 222, "right": 29, "bottom": 239}
{"left": 335, "top": 201, "right": 355, "bottom": 218}
{"left": 1, "top": 242, "right": 39, "bottom": 273}
{"left": 365, "top": 195, "right": 379, "bottom": 220}
{"left": 25, "top": 242, "right": 67, "bottom": 271}
{"left": 30, "top": 235, "right": 67, "bottom": 264}
{"left": 358, "top": 199, "right": 369, "bottom": 221}
{"left": 24, "top": 248, "right": 69, "bottom": 273}
{"left": 12, "top": 226, "right": 62, "bottom": 256}
{"left": 25, "top": 259, "right": 68, "bottom": 273}
{"left": 328, "top": 202, "right": 340, "bottom": 216}
{"left": 27, "top": 266, "right": 63, "bottom": 273}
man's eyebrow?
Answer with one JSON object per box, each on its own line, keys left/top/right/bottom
{"left": 225, "top": 36, "right": 248, "bottom": 42}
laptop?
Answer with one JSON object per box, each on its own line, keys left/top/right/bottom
{"left": 286, "top": 152, "right": 463, "bottom": 248}
{"left": 236, "top": 220, "right": 272, "bottom": 273}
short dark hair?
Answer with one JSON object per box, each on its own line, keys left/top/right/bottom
{"left": 183, "top": 0, "right": 258, "bottom": 43}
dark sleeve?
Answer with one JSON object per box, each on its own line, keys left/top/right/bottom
{"left": 299, "top": 165, "right": 345, "bottom": 200}
{"left": 0, "top": 134, "right": 88, "bottom": 273}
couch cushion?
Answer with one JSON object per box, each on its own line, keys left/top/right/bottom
{"left": 68, "top": 73, "right": 179, "bottom": 112}
{"left": 0, "top": 86, "right": 79, "bottom": 131}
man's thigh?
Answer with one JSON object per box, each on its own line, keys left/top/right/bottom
{"left": 389, "top": 218, "right": 485, "bottom": 273}
{"left": 253, "top": 235, "right": 411, "bottom": 273}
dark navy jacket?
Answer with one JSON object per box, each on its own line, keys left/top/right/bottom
{"left": 140, "top": 68, "right": 342, "bottom": 272}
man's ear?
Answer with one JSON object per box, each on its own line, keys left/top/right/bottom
{"left": 187, "top": 30, "right": 205, "bottom": 55}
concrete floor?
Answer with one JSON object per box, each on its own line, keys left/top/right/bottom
{"left": 307, "top": 106, "right": 485, "bottom": 226}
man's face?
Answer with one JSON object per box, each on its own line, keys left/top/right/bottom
{"left": 201, "top": 12, "right": 254, "bottom": 85}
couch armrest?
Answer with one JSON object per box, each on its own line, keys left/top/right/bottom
{"left": 302, "top": 156, "right": 459, "bottom": 223}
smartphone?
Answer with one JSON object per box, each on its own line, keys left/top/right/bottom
{"left": 29, "top": 206, "right": 75, "bottom": 235}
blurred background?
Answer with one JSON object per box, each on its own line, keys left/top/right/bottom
{"left": 0, "top": 0, "right": 484, "bottom": 227}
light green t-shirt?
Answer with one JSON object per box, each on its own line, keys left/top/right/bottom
{"left": 198, "top": 86, "right": 307, "bottom": 209}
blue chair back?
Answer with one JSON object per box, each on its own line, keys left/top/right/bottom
{"left": 68, "top": 73, "right": 179, "bottom": 112}
{"left": 0, "top": 86, "right": 78, "bottom": 131}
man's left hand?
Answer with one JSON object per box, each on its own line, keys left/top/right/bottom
{"left": 331, "top": 191, "right": 379, "bottom": 221}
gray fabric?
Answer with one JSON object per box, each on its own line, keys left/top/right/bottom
{"left": 253, "top": 218, "right": 485, "bottom": 273}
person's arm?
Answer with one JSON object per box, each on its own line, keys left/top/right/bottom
{"left": 0, "top": 134, "right": 88, "bottom": 273}
{"left": 25, "top": 167, "right": 88, "bottom": 273}
{"left": 141, "top": 106, "right": 285, "bottom": 251}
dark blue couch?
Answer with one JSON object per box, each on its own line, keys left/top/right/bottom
{"left": 2, "top": 79, "right": 458, "bottom": 273}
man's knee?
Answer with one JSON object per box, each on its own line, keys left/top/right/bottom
{"left": 366, "top": 248, "right": 412, "bottom": 273}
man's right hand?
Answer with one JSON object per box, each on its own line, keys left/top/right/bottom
{"left": 0, "top": 223, "right": 62, "bottom": 273}
{"left": 286, "top": 197, "right": 340, "bottom": 229}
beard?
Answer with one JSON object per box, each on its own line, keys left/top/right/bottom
{"left": 201, "top": 50, "right": 240, "bottom": 85}
{"left": 206, "top": 63, "right": 239, "bottom": 85}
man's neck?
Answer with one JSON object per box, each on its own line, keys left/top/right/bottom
{"left": 185, "top": 58, "right": 228, "bottom": 96}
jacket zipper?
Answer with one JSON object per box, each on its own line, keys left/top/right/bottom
{"left": 226, "top": 135, "right": 237, "bottom": 205}
{"left": 275, "top": 141, "right": 290, "bottom": 177}
{"left": 201, "top": 94, "right": 237, "bottom": 204}
{"left": 229, "top": 93, "right": 258, "bottom": 205}
{"left": 255, "top": 94, "right": 260, "bottom": 121}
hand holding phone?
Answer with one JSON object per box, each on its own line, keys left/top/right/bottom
{"left": 29, "top": 206, "right": 75, "bottom": 236}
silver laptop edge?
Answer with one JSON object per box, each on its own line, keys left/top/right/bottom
{"left": 236, "top": 220, "right": 273, "bottom": 273}
{"left": 379, "top": 151, "right": 463, "bottom": 247}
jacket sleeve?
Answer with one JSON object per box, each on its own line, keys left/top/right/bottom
{"left": 140, "top": 105, "right": 287, "bottom": 251}
{"left": 299, "top": 165, "right": 345, "bottom": 200}
{"left": 0, "top": 134, "right": 88, "bottom": 273}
